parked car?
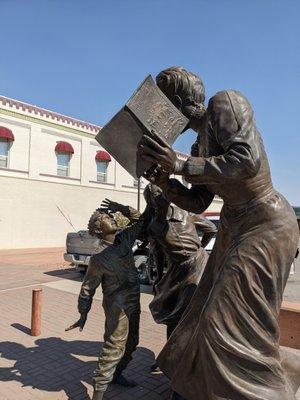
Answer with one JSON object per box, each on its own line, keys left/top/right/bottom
{"left": 132, "top": 241, "right": 157, "bottom": 285}
{"left": 64, "top": 231, "right": 155, "bottom": 284}
{"left": 64, "top": 230, "right": 98, "bottom": 269}
{"left": 65, "top": 211, "right": 222, "bottom": 285}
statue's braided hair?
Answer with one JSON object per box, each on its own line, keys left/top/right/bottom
{"left": 87, "top": 208, "right": 107, "bottom": 236}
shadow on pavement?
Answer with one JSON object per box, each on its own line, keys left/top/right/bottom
{"left": 11, "top": 323, "right": 31, "bottom": 335}
{"left": 0, "top": 337, "right": 165, "bottom": 400}
{"left": 0, "top": 336, "right": 166, "bottom": 400}
{"left": 44, "top": 267, "right": 82, "bottom": 281}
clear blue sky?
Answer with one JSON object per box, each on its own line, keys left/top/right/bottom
{"left": 0, "top": 0, "right": 299, "bottom": 204}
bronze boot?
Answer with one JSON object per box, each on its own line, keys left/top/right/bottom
{"left": 112, "top": 372, "right": 137, "bottom": 387}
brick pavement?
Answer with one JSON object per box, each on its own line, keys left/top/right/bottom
{"left": 0, "top": 248, "right": 67, "bottom": 267}
{"left": 0, "top": 248, "right": 72, "bottom": 291}
{"left": 1, "top": 248, "right": 299, "bottom": 400}
{"left": 0, "top": 254, "right": 171, "bottom": 400}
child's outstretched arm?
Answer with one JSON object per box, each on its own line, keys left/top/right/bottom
{"left": 117, "top": 206, "right": 153, "bottom": 248}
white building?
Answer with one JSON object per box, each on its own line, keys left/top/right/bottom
{"left": 0, "top": 95, "right": 223, "bottom": 249}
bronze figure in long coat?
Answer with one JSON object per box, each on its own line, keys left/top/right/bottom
{"left": 138, "top": 67, "right": 299, "bottom": 400}
{"left": 144, "top": 185, "right": 214, "bottom": 334}
{"left": 104, "top": 192, "right": 214, "bottom": 336}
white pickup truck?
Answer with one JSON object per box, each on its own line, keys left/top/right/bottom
{"left": 64, "top": 230, "right": 98, "bottom": 269}
{"left": 64, "top": 212, "right": 221, "bottom": 284}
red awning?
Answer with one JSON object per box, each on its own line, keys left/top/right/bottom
{"left": 95, "top": 150, "right": 111, "bottom": 162}
{"left": 0, "top": 126, "right": 14, "bottom": 141}
{"left": 55, "top": 141, "right": 74, "bottom": 154}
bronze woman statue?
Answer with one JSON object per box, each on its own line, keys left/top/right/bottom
{"left": 138, "top": 67, "right": 299, "bottom": 400}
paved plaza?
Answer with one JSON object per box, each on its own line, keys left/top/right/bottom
{"left": 0, "top": 248, "right": 299, "bottom": 400}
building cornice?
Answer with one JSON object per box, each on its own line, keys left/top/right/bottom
{"left": 0, "top": 108, "right": 98, "bottom": 139}
{"left": 0, "top": 95, "right": 190, "bottom": 157}
{"left": 0, "top": 95, "right": 100, "bottom": 135}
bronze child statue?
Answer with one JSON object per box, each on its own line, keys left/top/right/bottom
{"left": 66, "top": 205, "right": 150, "bottom": 400}
{"left": 102, "top": 188, "right": 216, "bottom": 375}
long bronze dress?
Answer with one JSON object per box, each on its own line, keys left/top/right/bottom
{"left": 157, "top": 90, "right": 299, "bottom": 400}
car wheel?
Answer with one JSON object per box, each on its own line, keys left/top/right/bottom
{"left": 134, "top": 255, "right": 149, "bottom": 285}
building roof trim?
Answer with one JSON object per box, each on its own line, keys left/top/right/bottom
{"left": 0, "top": 95, "right": 190, "bottom": 158}
{"left": 0, "top": 107, "right": 97, "bottom": 140}
{"left": 0, "top": 95, "right": 101, "bottom": 134}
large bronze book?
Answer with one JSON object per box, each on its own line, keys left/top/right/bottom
{"left": 96, "top": 75, "right": 188, "bottom": 179}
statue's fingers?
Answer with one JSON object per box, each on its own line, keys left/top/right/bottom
{"left": 140, "top": 147, "right": 166, "bottom": 166}
{"left": 140, "top": 135, "right": 166, "bottom": 154}
{"left": 65, "top": 323, "right": 78, "bottom": 331}
{"left": 139, "top": 143, "right": 163, "bottom": 158}
{"left": 140, "top": 153, "right": 158, "bottom": 163}
{"left": 98, "top": 208, "right": 108, "bottom": 213}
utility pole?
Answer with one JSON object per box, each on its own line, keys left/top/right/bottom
{"left": 137, "top": 178, "right": 141, "bottom": 212}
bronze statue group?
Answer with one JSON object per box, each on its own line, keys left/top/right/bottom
{"left": 66, "top": 67, "right": 299, "bottom": 400}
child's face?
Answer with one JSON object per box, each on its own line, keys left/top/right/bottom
{"left": 150, "top": 187, "right": 169, "bottom": 211}
{"left": 99, "top": 213, "right": 119, "bottom": 235}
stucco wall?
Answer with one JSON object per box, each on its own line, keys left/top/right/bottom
{"left": 0, "top": 111, "right": 145, "bottom": 190}
{"left": 0, "top": 176, "right": 147, "bottom": 249}
{"left": 0, "top": 98, "right": 223, "bottom": 249}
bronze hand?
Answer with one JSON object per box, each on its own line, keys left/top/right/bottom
{"left": 65, "top": 314, "right": 87, "bottom": 332}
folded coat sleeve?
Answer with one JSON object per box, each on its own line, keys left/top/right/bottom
{"left": 192, "top": 214, "right": 217, "bottom": 248}
{"left": 181, "top": 91, "right": 261, "bottom": 185}
{"left": 162, "top": 179, "right": 214, "bottom": 214}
